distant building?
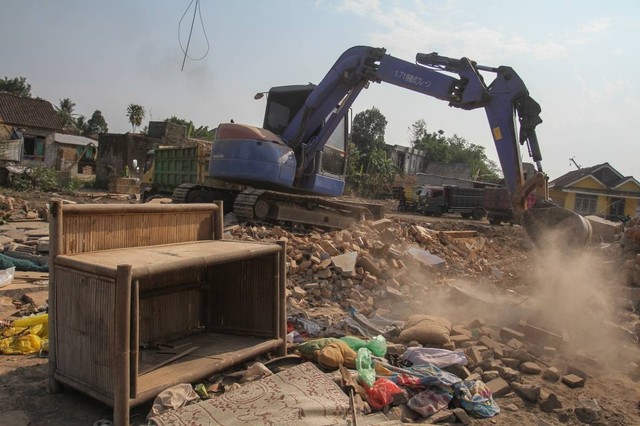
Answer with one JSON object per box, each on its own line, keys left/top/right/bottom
{"left": 386, "top": 145, "right": 426, "bottom": 174}
{"left": 54, "top": 133, "right": 97, "bottom": 175}
{"left": 549, "top": 162, "right": 640, "bottom": 219}
{"left": 0, "top": 92, "right": 62, "bottom": 167}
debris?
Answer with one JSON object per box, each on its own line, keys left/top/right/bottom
{"left": 561, "top": 373, "right": 585, "bottom": 388}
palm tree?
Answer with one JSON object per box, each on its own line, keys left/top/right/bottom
{"left": 126, "top": 104, "right": 145, "bottom": 133}
{"left": 56, "top": 98, "right": 77, "bottom": 128}
{"left": 74, "top": 115, "right": 88, "bottom": 134}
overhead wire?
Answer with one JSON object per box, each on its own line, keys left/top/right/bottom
{"left": 178, "top": 0, "right": 210, "bottom": 71}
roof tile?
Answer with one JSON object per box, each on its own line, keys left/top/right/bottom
{"left": 0, "top": 92, "right": 61, "bottom": 130}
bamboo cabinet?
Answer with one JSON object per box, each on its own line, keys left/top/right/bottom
{"left": 48, "top": 201, "right": 286, "bottom": 426}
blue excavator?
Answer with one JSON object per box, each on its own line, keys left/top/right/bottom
{"left": 186, "top": 46, "right": 590, "bottom": 245}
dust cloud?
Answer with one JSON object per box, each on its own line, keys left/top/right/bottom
{"left": 396, "top": 230, "right": 636, "bottom": 372}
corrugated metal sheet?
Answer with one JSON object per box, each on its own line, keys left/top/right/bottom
{"left": 55, "top": 133, "right": 96, "bottom": 146}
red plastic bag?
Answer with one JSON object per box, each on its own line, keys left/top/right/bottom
{"left": 365, "top": 378, "right": 404, "bottom": 411}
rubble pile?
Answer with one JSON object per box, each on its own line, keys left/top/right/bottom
{"left": 228, "top": 218, "right": 528, "bottom": 316}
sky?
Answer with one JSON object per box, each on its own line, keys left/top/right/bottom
{"left": 2, "top": 0, "right": 639, "bottom": 180}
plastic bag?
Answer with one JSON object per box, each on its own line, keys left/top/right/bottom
{"left": 366, "top": 378, "right": 404, "bottom": 410}
{"left": 454, "top": 380, "right": 500, "bottom": 418}
{"left": 340, "top": 334, "right": 387, "bottom": 357}
{"left": 366, "top": 335, "right": 387, "bottom": 357}
{"left": 0, "top": 313, "right": 49, "bottom": 355}
{"left": 0, "top": 266, "right": 15, "bottom": 289}
{"left": 355, "top": 348, "right": 376, "bottom": 387}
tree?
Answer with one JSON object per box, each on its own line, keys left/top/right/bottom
{"left": 409, "top": 119, "right": 501, "bottom": 181}
{"left": 56, "top": 98, "right": 77, "bottom": 128}
{"left": 127, "top": 104, "right": 145, "bottom": 132}
{"left": 347, "top": 107, "right": 399, "bottom": 196}
{"left": 86, "top": 110, "right": 108, "bottom": 134}
{"left": 0, "top": 76, "right": 32, "bottom": 97}
{"left": 351, "top": 107, "right": 387, "bottom": 155}
{"left": 166, "top": 116, "right": 215, "bottom": 140}
{"left": 74, "top": 115, "right": 88, "bottom": 134}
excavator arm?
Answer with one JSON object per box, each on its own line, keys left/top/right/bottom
{"left": 283, "top": 46, "right": 590, "bottom": 246}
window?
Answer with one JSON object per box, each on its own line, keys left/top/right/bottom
{"left": 574, "top": 194, "right": 597, "bottom": 215}
{"left": 609, "top": 198, "right": 625, "bottom": 216}
{"left": 23, "top": 135, "right": 45, "bottom": 159}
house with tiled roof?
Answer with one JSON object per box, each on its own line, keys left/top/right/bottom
{"left": 549, "top": 163, "right": 640, "bottom": 220}
{"left": 0, "top": 92, "right": 62, "bottom": 167}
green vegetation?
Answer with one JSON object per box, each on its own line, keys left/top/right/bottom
{"left": 409, "top": 119, "right": 501, "bottom": 182}
{"left": 0, "top": 76, "right": 32, "bottom": 97}
{"left": 127, "top": 104, "right": 145, "bottom": 132}
{"left": 166, "top": 116, "right": 216, "bottom": 140}
{"left": 10, "top": 167, "right": 92, "bottom": 194}
{"left": 348, "top": 107, "right": 400, "bottom": 197}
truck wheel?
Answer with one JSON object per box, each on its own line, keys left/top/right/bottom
{"left": 472, "top": 208, "right": 486, "bottom": 220}
{"left": 461, "top": 212, "right": 471, "bottom": 219}
{"left": 489, "top": 217, "right": 502, "bottom": 225}
{"left": 434, "top": 206, "right": 444, "bottom": 217}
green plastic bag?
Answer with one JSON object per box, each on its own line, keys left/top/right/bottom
{"left": 341, "top": 335, "right": 387, "bottom": 357}
{"left": 340, "top": 336, "right": 366, "bottom": 351}
{"left": 366, "top": 335, "right": 387, "bottom": 357}
{"left": 355, "top": 348, "right": 376, "bottom": 387}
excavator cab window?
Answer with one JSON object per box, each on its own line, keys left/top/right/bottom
{"left": 263, "top": 84, "right": 316, "bottom": 135}
{"left": 319, "top": 116, "right": 348, "bottom": 176}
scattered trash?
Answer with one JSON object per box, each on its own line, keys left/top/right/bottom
{"left": 147, "top": 383, "right": 200, "bottom": 420}
{"left": 0, "top": 313, "right": 48, "bottom": 355}
{"left": 0, "top": 266, "right": 15, "bottom": 289}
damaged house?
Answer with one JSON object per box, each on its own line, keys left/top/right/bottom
{"left": 0, "top": 92, "right": 62, "bottom": 168}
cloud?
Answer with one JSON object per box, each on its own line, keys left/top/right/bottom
{"left": 327, "top": 1, "right": 612, "bottom": 61}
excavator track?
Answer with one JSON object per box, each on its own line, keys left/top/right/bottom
{"left": 171, "top": 183, "right": 197, "bottom": 204}
{"left": 233, "top": 188, "right": 372, "bottom": 229}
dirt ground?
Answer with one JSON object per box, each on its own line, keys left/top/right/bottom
{"left": 1, "top": 188, "right": 639, "bottom": 425}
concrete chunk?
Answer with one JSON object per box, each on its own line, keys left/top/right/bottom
{"left": 486, "top": 377, "right": 511, "bottom": 397}
{"left": 561, "top": 373, "right": 585, "bottom": 388}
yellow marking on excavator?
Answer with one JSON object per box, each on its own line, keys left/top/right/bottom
{"left": 492, "top": 127, "right": 502, "bottom": 141}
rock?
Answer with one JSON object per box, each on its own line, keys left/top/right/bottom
{"left": 542, "top": 367, "right": 560, "bottom": 382}
{"left": 482, "top": 370, "right": 500, "bottom": 382}
{"left": 465, "top": 346, "right": 484, "bottom": 365}
{"left": 291, "top": 287, "right": 306, "bottom": 300}
{"left": 508, "top": 348, "right": 531, "bottom": 362}
{"left": 331, "top": 252, "right": 357, "bottom": 274}
{"left": 427, "top": 409, "right": 454, "bottom": 423}
{"left": 511, "top": 382, "right": 540, "bottom": 402}
{"left": 451, "top": 325, "right": 473, "bottom": 337}
{"left": 500, "top": 327, "right": 525, "bottom": 341}
{"left": 519, "top": 361, "right": 542, "bottom": 375}
{"left": 501, "top": 358, "right": 521, "bottom": 369}
{"left": 486, "top": 377, "right": 511, "bottom": 397}
{"left": 574, "top": 398, "right": 602, "bottom": 424}
{"left": 503, "top": 403, "right": 519, "bottom": 412}
{"left": 445, "top": 365, "right": 471, "bottom": 379}
{"left": 452, "top": 407, "right": 472, "bottom": 425}
{"left": 561, "top": 374, "right": 585, "bottom": 388}
{"left": 388, "top": 404, "right": 418, "bottom": 423}
{"left": 370, "top": 218, "right": 393, "bottom": 231}
{"left": 540, "top": 393, "right": 562, "bottom": 413}
{"left": 497, "top": 366, "right": 521, "bottom": 383}
{"left": 466, "top": 318, "right": 485, "bottom": 330}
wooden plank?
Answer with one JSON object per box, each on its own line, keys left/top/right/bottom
{"left": 139, "top": 346, "right": 198, "bottom": 375}
{"left": 114, "top": 265, "right": 132, "bottom": 426}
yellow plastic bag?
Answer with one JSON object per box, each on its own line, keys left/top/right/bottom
{"left": 0, "top": 314, "right": 49, "bottom": 355}
{"left": 0, "top": 333, "right": 43, "bottom": 355}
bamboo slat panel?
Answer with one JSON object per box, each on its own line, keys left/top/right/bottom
{"left": 54, "top": 267, "right": 116, "bottom": 397}
{"left": 139, "top": 287, "right": 202, "bottom": 343}
{"left": 207, "top": 255, "right": 277, "bottom": 337}
{"left": 61, "top": 211, "right": 215, "bottom": 255}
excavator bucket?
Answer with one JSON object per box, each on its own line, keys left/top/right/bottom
{"left": 521, "top": 199, "right": 592, "bottom": 248}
